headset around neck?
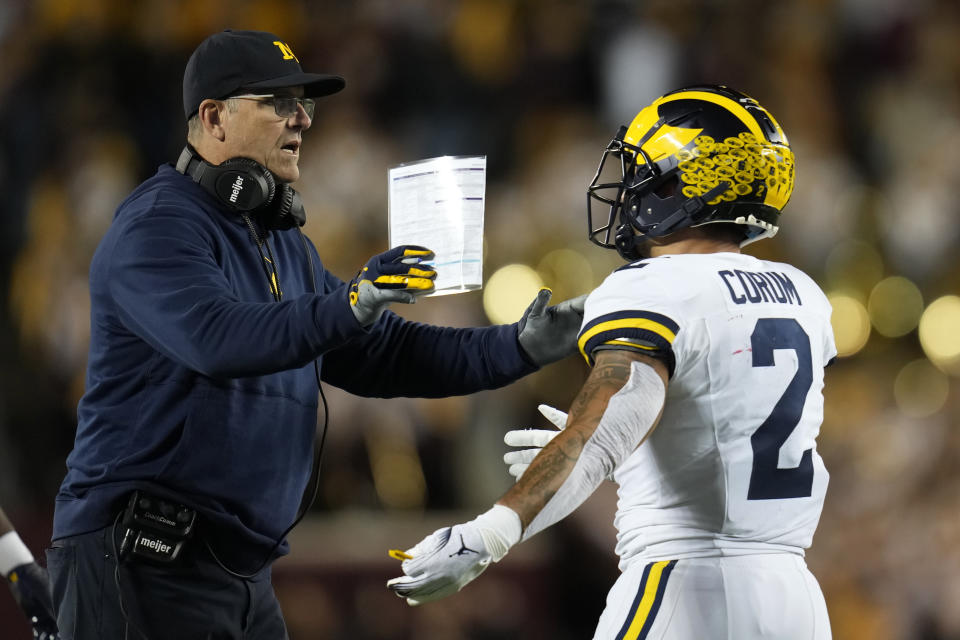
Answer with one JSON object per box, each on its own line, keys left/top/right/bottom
{"left": 175, "top": 144, "right": 306, "bottom": 231}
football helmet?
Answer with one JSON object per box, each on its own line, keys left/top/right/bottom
{"left": 587, "top": 85, "right": 795, "bottom": 259}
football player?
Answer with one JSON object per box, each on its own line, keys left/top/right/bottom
{"left": 387, "top": 85, "right": 835, "bottom": 639}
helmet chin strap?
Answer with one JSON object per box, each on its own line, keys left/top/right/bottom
{"left": 647, "top": 181, "right": 731, "bottom": 236}
{"left": 617, "top": 181, "right": 732, "bottom": 260}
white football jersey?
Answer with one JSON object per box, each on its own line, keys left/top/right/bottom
{"left": 578, "top": 252, "right": 836, "bottom": 569}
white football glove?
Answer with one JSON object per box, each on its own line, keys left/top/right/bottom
{"left": 503, "top": 404, "right": 567, "bottom": 480}
{"left": 386, "top": 505, "right": 521, "bottom": 606}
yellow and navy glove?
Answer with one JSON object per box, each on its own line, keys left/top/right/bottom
{"left": 7, "top": 562, "right": 59, "bottom": 639}
{"left": 349, "top": 245, "right": 437, "bottom": 326}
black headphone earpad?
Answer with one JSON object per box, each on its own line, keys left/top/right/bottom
{"left": 271, "top": 184, "right": 295, "bottom": 230}
{"left": 262, "top": 184, "right": 306, "bottom": 230}
{"left": 204, "top": 157, "right": 277, "bottom": 212}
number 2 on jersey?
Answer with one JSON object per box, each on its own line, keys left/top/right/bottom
{"left": 747, "top": 318, "right": 814, "bottom": 500}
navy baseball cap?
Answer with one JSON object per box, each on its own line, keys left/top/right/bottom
{"left": 182, "top": 29, "right": 345, "bottom": 120}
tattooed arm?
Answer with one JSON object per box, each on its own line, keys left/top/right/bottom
{"left": 498, "top": 349, "right": 669, "bottom": 533}
{"left": 387, "top": 349, "right": 669, "bottom": 605}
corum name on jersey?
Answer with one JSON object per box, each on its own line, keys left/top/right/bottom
{"left": 718, "top": 269, "right": 802, "bottom": 306}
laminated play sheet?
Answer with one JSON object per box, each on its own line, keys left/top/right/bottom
{"left": 388, "top": 156, "right": 486, "bottom": 296}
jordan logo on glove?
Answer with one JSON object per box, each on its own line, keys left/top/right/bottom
{"left": 449, "top": 534, "right": 478, "bottom": 557}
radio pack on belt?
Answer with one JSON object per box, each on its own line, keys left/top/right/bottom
{"left": 118, "top": 490, "right": 197, "bottom": 564}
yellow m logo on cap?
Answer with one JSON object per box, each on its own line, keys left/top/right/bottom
{"left": 272, "top": 41, "right": 299, "bottom": 63}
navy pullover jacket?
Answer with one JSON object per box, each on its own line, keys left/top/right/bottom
{"left": 54, "top": 165, "right": 537, "bottom": 568}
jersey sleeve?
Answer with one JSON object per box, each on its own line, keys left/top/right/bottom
{"left": 784, "top": 264, "right": 837, "bottom": 368}
{"left": 577, "top": 263, "right": 684, "bottom": 377}
{"left": 818, "top": 287, "right": 838, "bottom": 366}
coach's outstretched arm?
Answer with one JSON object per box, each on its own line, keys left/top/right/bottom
{"left": 322, "top": 289, "right": 586, "bottom": 399}
{"left": 387, "top": 349, "right": 669, "bottom": 605}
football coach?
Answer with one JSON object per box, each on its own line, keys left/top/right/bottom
{"left": 45, "top": 29, "right": 583, "bottom": 639}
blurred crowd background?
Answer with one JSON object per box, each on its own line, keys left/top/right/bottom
{"left": 1, "top": 0, "right": 959, "bottom": 638}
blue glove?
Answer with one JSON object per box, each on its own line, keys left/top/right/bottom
{"left": 517, "top": 289, "right": 587, "bottom": 366}
{"left": 349, "top": 246, "right": 437, "bottom": 326}
{"left": 7, "top": 562, "right": 59, "bottom": 639}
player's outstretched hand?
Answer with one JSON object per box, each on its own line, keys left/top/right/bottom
{"left": 387, "top": 523, "right": 492, "bottom": 606}
{"left": 503, "top": 404, "right": 567, "bottom": 480}
{"left": 517, "top": 289, "right": 587, "bottom": 366}
{"left": 7, "top": 562, "right": 60, "bottom": 639}
{"left": 387, "top": 505, "right": 521, "bottom": 606}
{"left": 349, "top": 246, "right": 436, "bottom": 326}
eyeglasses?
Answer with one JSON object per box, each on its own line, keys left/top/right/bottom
{"left": 230, "top": 94, "right": 315, "bottom": 119}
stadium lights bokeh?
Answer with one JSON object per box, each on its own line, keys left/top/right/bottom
{"left": 867, "top": 276, "right": 924, "bottom": 338}
{"left": 483, "top": 263, "right": 544, "bottom": 325}
{"left": 893, "top": 358, "right": 950, "bottom": 418}
{"left": 535, "top": 248, "right": 595, "bottom": 302}
{"left": 824, "top": 240, "right": 883, "bottom": 297}
{"left": 919, "top": 295, "right": 960, "bottom": 376}
{"left": 828, "top": 293, "right": 871, "bottom": 357}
